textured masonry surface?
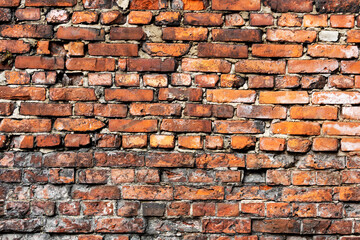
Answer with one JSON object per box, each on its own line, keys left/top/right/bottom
{"left": 2, "top": 0, "right": 360, "bottom": 239}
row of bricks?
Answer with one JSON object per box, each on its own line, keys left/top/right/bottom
{"left": 0, "top": 151, "right": 356, "bottom": 169}
{"left": 3, "top": 7, "right": 360, "bottom": 29}
{"left": 1, "top": 0, "right": 359, "bottom": 13}
{"left": 5, "top": 71, "right": 360, "bottom": 91}
{"left": 1, "top": 167, "right": 359, "bottom": 186}
{"left": 1, "top": 200, "right": 358, "bottom": 219}
{"left": 2, "top": 132, "right": 360, "bottom": 153}
{"left": 3, "top": 217, "right": 360, "bottom": 235}
{"left": 1, "top": 183, "right": 360, "bottom": 202}
{"left": 10, "top": 56, "right": 360, "bottom": 75}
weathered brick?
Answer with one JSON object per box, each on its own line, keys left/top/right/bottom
{"left": 198, "top": 43, "right": 248, "bottom": 58}
{"left": 50, "top": 88, "right": 97, "bottom": 101}
{"left": 252, "top": 44, "right": 303, "bottom": 58}
{"left": 272, "top": 122, "right": 321, "bottom": 135}
{"left": 184, "top": 13, "right": 222, "bottom": 26}
{"left": 15, "top": 56, "right": 64, "bottom": 70}
{"left": 0, "top": 119, "right": 51, "bottom": 133}
{"left": 288, "top": 60, "right": 339, "bottom": 73}
{"left": 267, "top": 29, "right": 317, "bottom": 43}
{"left": 56, "top": 26, "right": 104, "bottom": 40}
{"left": 143, "top": 43, "right": 190, "bottom": 57}
{"left": 235, "top": 60, "right": 286, "bottom": 74}
{"left": 161, "top": 119, "right": 211, "bottom": 132}
{"left": 308, "top": 44, "right": 358, "bottom": 59}
{"left": 66, "top": 58, "right": 115, "bottom": 71}
{"left": 264, "top": 0, "right": 313, "bottom": 12}
{"left": 175, "top": 186, "right": 224, "bottom": 200}
{"left": 207, "top": 89, "right": 255, "bottom": 103}
{"left": 259, "top": 91, "right": 309, "bottom": 104}
{"left": 122, "top": 185, "right": 173, "bottom": 200}
{"left": 212, "top": 29, "right": 262, "bottom": 42}
{"left": 316, "top": 0, "right": 360, "bottom": 13}
{"left": 163, "top": 27, "right": 208, "bottom": 41}
{"left": 105, "top": 89, "right": 153, "bottom": 102}
{"left": 0, "top": 25, "right": 53, "bottom": 38}
{"left": 25, "top": 0, "right": 76, "bottom": 6}
{"left": 127, "top": 58, "right": 175, "bottom": 72}
{"left": 54, "top": 118, "right": 105, "bottom": 132}
{"left": 110, "top": 27, "right": 145, "bottom": 40}
{"left": 109, "top": 119, "right": 157, "bottom": 132}
{"left": 290, "top": 106, "right": 338, "bottom": 120}
{"left": 214, "top": 120, "right": 264, "bottom": 134}
{"left": 212, "top": 0, "right": 260, "bottom": 10}
{"left": 237, "top": 105, "right": 286, "bottom": 119}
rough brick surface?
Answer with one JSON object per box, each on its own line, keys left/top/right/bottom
{"left": 0, "top": 0, "right": 359, "bottom": 238}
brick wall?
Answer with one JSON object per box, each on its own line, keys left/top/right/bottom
{"left": 1, "top": 0, "right": 360, "bottom": 239}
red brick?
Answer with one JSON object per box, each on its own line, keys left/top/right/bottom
{"left": 235, "top": 60, "right": 286, "bottom": 74}
{"left": 248, "top": 76, "right": 274, "bottom": 88}
{"left": 146, "top": 152, "right": 194, "bottom": 167}
{"left": 161, "top": 119, "right": 211, "bottom": 132}
{"left": 100, "top": 11, "right": 125, "bottom": 24}
{"left": 323, "top": 122, "right": 360, "bottom": 136}
{"left": 292, "top": 170, "right": 316, "bottom": 185}
{"left": 117, "top": 201, "right": 140, "bottom": 216}
{"left": 267, "top": 29, "right": 317, "bottom": 43}
{"left": 237, "top": 105, "right": 286, "bottom": 119}
{"left": 163, "top": 27, "right": 208, "bottom": 41}
{"left": 271, "top": 122, "right": 320, "bottom": 136}
{"left": 202, "top": 218, "right": 251, "bottom": 233}
{"left": 46, "top": 9, "right": 70, "bottom": 23}
{"left": 226, "top": 13, "right": 245, "bottom": 26}
{"left": 212, "top": 0, "right": 260, "bottom": 10}
{"left": 0, "top": 0, "right": 20, "bottom": 6}
{"left": 89, "top": 43, "right": 138, "bottom": 56}
{"left": 260, "top": 137, "right": 285, "bottom": 151}
{"left": 130, "top": 103, "right": 181, "bottom": 116}
{"left": 207, "top": 89, "right": 256, "bottom": 103}
{"left": 231, "top": 136, "right": 256, "bottom": 150}
{"left": 105, "top": 89, "right": 153, "bottom": 102}
{"left": 0, "top": 103, "right": 14, "bottom": 116}
{"left": 288, "top": 60, "right": 339, "bottom": 73}
{"left": 0, "top": 24, "right": 53, "bottom": 38}
{"left": 155, "top": 12, "right": 181, "bottom": 25}
{"left": 212, "top": 29, "right": 262, "bottom": 42}
{"left": 54, "top": 118, "right": 104, "bottom": 132}
{"left": 250, "top": 13, "right": 273, "bottom": 26}
{"left": 0, "top": 40, "right": 30, "bottom": 53}
{"left": 247, "top": 154, "right": 294, "bottom": 169}
{"left": 313, "top": 138, "right": 339, "bottom": 151}
{"left": 287, "top": 138, "right": 312, "bottom": 153}
{"left": 143, "top": 74, "right": 168, "bottom": 87}
{"left": 266, "top": 202, "right": 291, "bottom": 217}
{"left": 95, "top": 218, "right": 144, "bottom": 233}
{"left": 111, "top": 169, "right": 135, "bottom": 183}
{"left": 159, "top": 88, "right": 202, "bottom": 101}
{"left": 58, "top": 202, "right": 80, "bottom": 215}
{"left": 266, "top": 169, "right": 291, "bottom": 185}
{"left": 308, "top": 44, "right": 358, "bottom": 59}
{"left": 15, "top": 56, "right": 64, "bottom": 70}
{"left": 88, "top": 73, "right": 112, "bottom": 86}
{"left": 15, "top": 8, "right": 40, "bottom": 20}
{"left": 127, "top": 58, "right": 175, "bottom": 72}
{"left": 50, "top": 88, "right": 97, "bottom": 101}
{"left": 32, "top": 71, "right": 56, "bottom": 85}
{"left": 0, "top": 119, "right": 51, "bottom": 133}
{"left": 20, "top": 103, "right": 72, "bottom": 116}
{"left": 25, "top": 0, "right": 76, "bottom": 6}
{"left": 290, "top": 106, "right": 338, "bottom": 120}
{"left": 144, "top": 43, "right": 190, "bottom": 57}
{"left": 252, "top": 44, "right": 303, "bottom": 58}
{"left": 122, "top": 185, "right": 173, "bottom": 200}
{"left": 278, "top": 13, "right": 302, "bottom": 27}
{"left": 109, "top": 119, "right": 157, "bottom": 132}
{"left": 303, "top": 14, "right": 328, "bottom": 27}
{"left": 329, "top": 75, "right": 354, "bottom": 88}
{"left": 195, "top": 74, "right": 219, "bottom": 88}
{"left": 56, "top": 26, "right": 104, "bottom": 40}
{"left": 330, "top": 15, "right": 354, "bottom": 28}
{"left": 122, "top": 135, "right": 147, "bottom": 149}
{"left": 96, "top": 134, "right": 121, "bottom": 148}
{"left": 214, "top": 120, "right": 264, "bottom": 134}
{"left": 198, "top": 43, "right": 248, "bottom": 58}
{"left": 275, "top": 76, "right": 300, "bottom": 89}
{"left": 179, "top": 136, "right": 203, "bottom": 149}
{"left": 150, "top": 135, "right": 175, "bottom": 148}
{"left": 184, "top": 13, "right": 222, "bottom": 26}
{"left": 66, "top": 58, "right": 115, "bottom": 71}
{"left": 115, "top": 74, "right": 139, "bottom": 87}
{"left": 220, "top": 74, "right": 245, "bottom": 88}
{"left": 128, "top": 11, "right": 152, "bottom": 24}
{"left": 312, "top": 91, "right": 360, "bottom": 104}
{"left": 339, "top": 187, "right": 360, "bottom": 201}
{"left": 342, "top": 139, "right": 360, "bottom": 151}
{"left": 264, "top": 0, "right": 313, "bottom": 12}
{"left": 175, "top": 186, "right": 224, "bottom": 200}
{"left": 181, "top": 58, "right": 231, "bottom": 73}
{"left": 65, "top": 134, "right": 90, "bottom": 147}
{"left": 72, "top": 11, "right": 98, "bottom": 24}
{"left": 110, "top": 27, "right": 145, "bottom": 40}
{"left": 0, "top": 86, "right": 45, "bottom": 100}
{"left": 282, "top": 188, "right": 332, "bottom": 202}
{"left": 205, "top": 136, "right": 224, "bottom": 150}
{"left": 5, "top": 71, "right": 30, "bottom": 85}
{"left": 36, "top": 135, "right": 61, "bottom": 148}
{"left": 218, "top": 203, "right": 240, "bottom": 217}
{"left": 259, "top": 91, "right": 309, "bottom": 104}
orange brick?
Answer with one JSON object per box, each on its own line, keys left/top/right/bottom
{"left": 259, "top": 137, "right": 285, "bottom": 151}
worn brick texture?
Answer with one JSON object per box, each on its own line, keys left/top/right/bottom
{"left": 2, "top": 0, "right": 360, "bottom": 239}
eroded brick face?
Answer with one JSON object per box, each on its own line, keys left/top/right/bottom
{"left": 0, "top": 0, "right": 359, "bottom": 239}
